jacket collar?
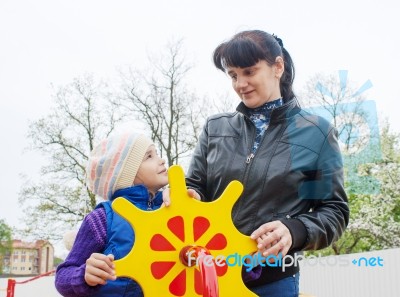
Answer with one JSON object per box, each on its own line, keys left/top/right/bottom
{"left": 236, "top": 97, "right": 301, "bottom": 124}
{"left": 110, "top": 184, "right": 163, "bottom": 210}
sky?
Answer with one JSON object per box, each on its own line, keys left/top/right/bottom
{"left": 1, "top": 0, "right": 399, "bottom": 256}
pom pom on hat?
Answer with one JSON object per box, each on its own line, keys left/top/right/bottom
{"left": 63, "top": 230, "right": 78, "bottom": 251}
{"left": 86, "top": 132, "right": 153, "bottom": 200}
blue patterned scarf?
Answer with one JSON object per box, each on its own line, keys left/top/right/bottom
{"left": 248, "top": 98, "right": 283, "bottom": 153}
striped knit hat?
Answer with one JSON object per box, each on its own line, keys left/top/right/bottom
{"left": 86, "top": 132, "right": 153, "bottom": 200}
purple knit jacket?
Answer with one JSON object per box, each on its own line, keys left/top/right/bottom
{"left": 55, "top": 208, "right": 107, "bottom": 296}
{"left": 55, "top": 208, "right": 261, "bottom": 296}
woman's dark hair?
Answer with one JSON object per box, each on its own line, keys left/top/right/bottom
{"left": 213, "top": 30, "right": 296, "bottom": 101}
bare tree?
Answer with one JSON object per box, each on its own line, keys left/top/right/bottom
{"left": 17, "top": 40, "right": 228, "bottom": 243}
{"left": 19, "top": 74, "right": 122, "bottom": 240}
{"left": 300, "top": 70, "right": 382, "bottom": 195}
{"left": 117, "top": 39, "right": 206, "bottom": 168}
{"left": 300, "top": 70, "right": 373, "bottom": 154}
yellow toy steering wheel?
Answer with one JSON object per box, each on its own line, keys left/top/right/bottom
{"left": 112, "top": 165, "right": 257, "bottom": 296}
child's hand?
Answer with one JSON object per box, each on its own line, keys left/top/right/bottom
{"left": 84, "top": 253, "right": 116, "bottom": 286}
{"left": 162, "top": 188, "right": 201, "bottom": 207}
{"left": 187, "top": 189, "right": 201, "bottom": 201}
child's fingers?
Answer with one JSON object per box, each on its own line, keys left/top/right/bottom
{"left": 161, "top": 188, "right": 201, "bottom": 206}
{"left": 85, "top": 267, "right": 115, "bottom": 286}
{"left": 187, "top": 189, "right": 201, "bottom": 201}
{"left": 85, "top": 254, "right": 116, "bottom": 286}
{"left": 162, "top": 188, "right": 171, "bottom": 207}
{"left": 85, "top": 273, "right": 106, "bottom": 286}
{"left": 86, "top": 253, "right": 115, "bottom": 274}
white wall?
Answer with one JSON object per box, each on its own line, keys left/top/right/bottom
{"left": 299, "top": 248, "right": 400, "bottom": 297}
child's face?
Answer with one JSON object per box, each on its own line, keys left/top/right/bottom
{"left": 134, "top": 145, "right": 168, "bottom": 194}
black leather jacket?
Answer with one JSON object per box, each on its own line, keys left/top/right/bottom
{"left": 187, "top": 98, "right": 349, "bottom": 253}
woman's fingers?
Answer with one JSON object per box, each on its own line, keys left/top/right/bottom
{"left": 251, "top": 221, "right": 292, "bottom": 257}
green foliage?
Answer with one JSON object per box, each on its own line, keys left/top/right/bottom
{"left": 53, "top": 256, "right": 64, "bottom": 267}
{"left": 308, "top": 123, "right": 400, "bottom": 256}
{"left": 0, "top": 219, "right": 13, "bottom": 274}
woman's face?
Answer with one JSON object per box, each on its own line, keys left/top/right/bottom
{"left": 227, "top": 59, "right": 284, "bottom": 108}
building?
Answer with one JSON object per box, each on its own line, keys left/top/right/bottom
{"left": 1, "top": 239, "right": 54, "bottom": 276}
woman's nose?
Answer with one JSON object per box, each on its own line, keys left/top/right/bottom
{"left": 235, "top": 76, "right": 248, "bottom": 89}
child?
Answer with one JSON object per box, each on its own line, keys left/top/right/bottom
{"left": 55, "top": 131, "right": 168, "bottom": 297}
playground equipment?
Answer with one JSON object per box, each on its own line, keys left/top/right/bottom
{"left": 112, "top": 165, "right": 258, "bottom": 296}
{"left": 4, "top": 270, "right": 55, "bottom": 297}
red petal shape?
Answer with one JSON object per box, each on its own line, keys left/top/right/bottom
{"left": 168, "top": 216, "right": 185, "bottom": 242}
{"left": 169, "top": 269, "right": 186, "bottom": 296}
{"left": 215, "top": 258, "right": 228, "bottom": 276}
{"left": 150, "top": 234, "right": 176, "bottom": 251}
{"left": 194, "top": 268, "right": 203, "bottom": 295}
{"left": 151, "top": 261, "right": 176, "bottom": 279}
{"left": 205, "top": 233, "right": 227, "bottom": 250}
{"left": 193, "top": 217, "right": 210, "bottom": 241}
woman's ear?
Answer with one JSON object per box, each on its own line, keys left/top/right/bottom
{"left": 274, "top": 56, "right": 284, "bottom": 78}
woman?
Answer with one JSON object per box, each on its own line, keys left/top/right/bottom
{"left": 185, "top": 30, "right": 349, "bottom": 296}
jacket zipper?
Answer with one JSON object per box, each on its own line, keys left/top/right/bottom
{"left": 244, "top": 114, "right": 271, "bottom": 167}
{"left": 235, "top": 119, "right": 258, "bottom": 223}
{"left": 147, "top": 193, "right": 154, "bottom": 210}
{"left": 235, "top": 114, "right": 269, "bottom": 224}
{"left": 242, "top": 117, "right": 257, "bottom": 182}
{"left": 246, "top": 153, "right": 254, "bottom": 164}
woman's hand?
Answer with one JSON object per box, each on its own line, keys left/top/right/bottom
{"left": 162, "top": 188, "right": 201, "bottom": 207}
{"left": 250, "top": 221, "right": 292, "bottom": 258}
{"left": 84, "top": 253, "right": 116, "bottom": 286}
